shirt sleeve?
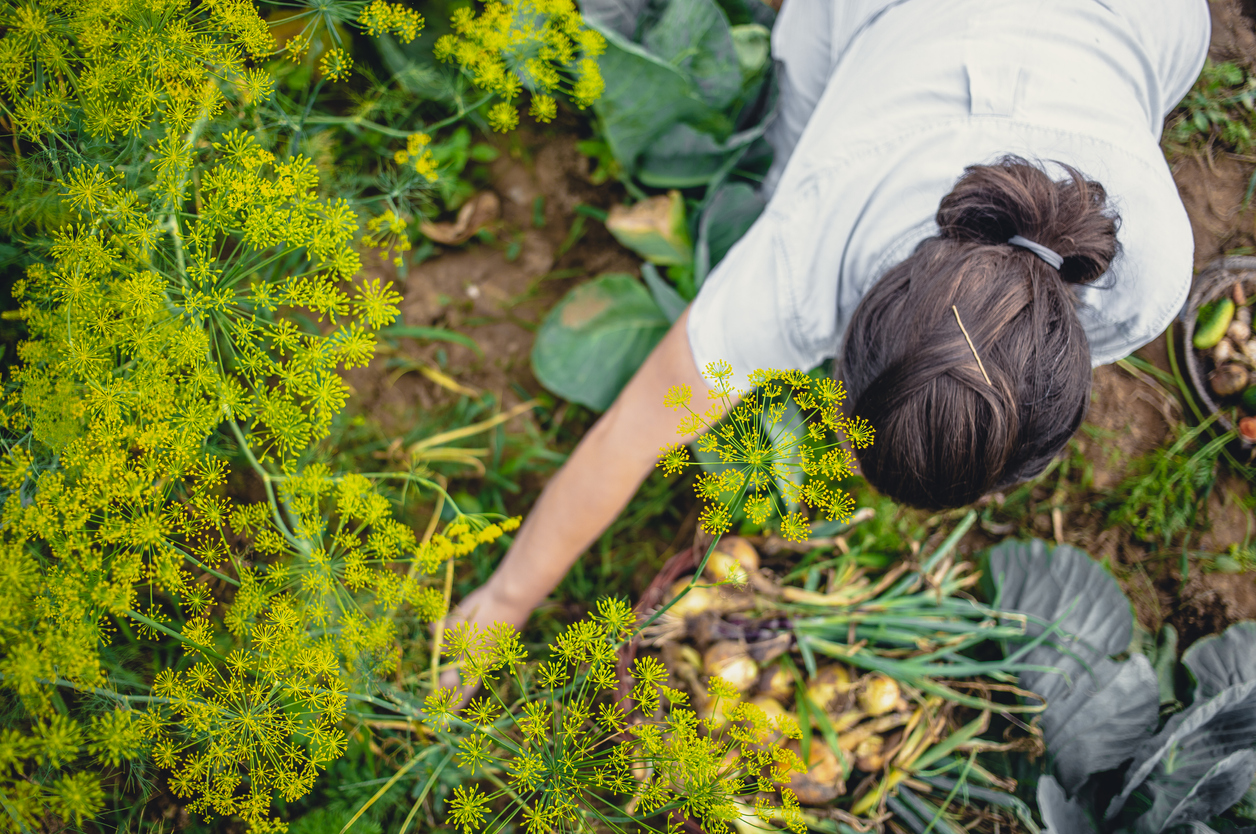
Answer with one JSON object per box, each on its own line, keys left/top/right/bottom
{"left": 686, "top": 207, "right": 832, "bottom": 391}
{"left": 1076, "top": 198, "right": 1194, "bottom": 366}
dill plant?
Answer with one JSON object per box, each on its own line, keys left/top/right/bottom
{"left": 657, "top": 362, "right": 874, "bottom": 542}
{"left": 356, "top": 364, "right": 877, "bottom": 834}
{"left": 351, "top": 598, "right": 810, "bottom": 834}
{"left": 0, "top": 0, "right": 609, "bottom": 830}
{"left": 0, "top": 121, "right": 526, "bottom": 829}
{"left": 434, "top": 0, "right": 607, "bottom": 131}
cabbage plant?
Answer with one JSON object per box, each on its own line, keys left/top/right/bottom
{"left": 987, "top": 540, "right": 1256, "bottom": 834}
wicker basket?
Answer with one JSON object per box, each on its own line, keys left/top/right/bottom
{"left": 1176, "top": 256, "right": 1256, "bottom": 450}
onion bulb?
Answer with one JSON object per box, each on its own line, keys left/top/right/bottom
{"left": 665, "top": 578, "right": 716, "bottom": 617}
{"left": 806, "top": 665, "right": 852, "bottom": 710}
{"left": 785, "top": 741, "right": 843, "bottom": 804}
{"left": 759, "top": 664, "right": 794, "bottom": 700}
{"left": 748, "top": 695, "right": 789, "bottom": 724}
{"left": 703, "top": 641, "right": 759, "bottom": 693}
{"left": 854, "top": 735, "right": 885, "bottom": 772}
{"left": 704, "top": 536, "right": 761, "bottom": 585}
{"left": 857, "top": 674, "right": 901, "bottom": 717}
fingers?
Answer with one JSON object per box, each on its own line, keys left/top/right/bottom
{"left": 438, "top": 665, "right": 479, "bottom": 709}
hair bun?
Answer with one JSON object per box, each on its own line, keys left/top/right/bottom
{"left": 935, "top": 155, "right": 1119, "bottom": 285}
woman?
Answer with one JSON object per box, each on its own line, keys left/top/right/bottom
{"left": 450, "top": 0, "right": 1209, "bottom": 636}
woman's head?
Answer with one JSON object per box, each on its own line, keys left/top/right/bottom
{"left": 841, "top": 156, "right": 1119, "bottom": 509}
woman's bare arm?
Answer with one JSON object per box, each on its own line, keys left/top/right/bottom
{"left": 448, "top": 306, "right": 714, "bottom": 635}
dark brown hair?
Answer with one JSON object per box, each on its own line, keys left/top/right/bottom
{"left": 840, "top": 156, "right": 1119, "bottom": 509}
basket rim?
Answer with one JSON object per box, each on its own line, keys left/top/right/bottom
{"left": 1177, "top": 256, "right": 1256, "bottom": 449}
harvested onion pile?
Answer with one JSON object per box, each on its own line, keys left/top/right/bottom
{"left": 635, "top": 517, "right": 1042, "bottom": 834}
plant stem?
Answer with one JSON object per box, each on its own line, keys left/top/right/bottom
{"left": 227, "top": 420, "right": 305, "bottom": 550}
{"left": 124, "top": 610, "right": 227, "bottom": 663}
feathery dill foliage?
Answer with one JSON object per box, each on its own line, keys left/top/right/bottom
{"left": 0, "top": 127, "right": 523, "bottom": 829}
{"left": 420, "top": 598, "right": 808, "bottom": 834}
{"left": 658, "top": 362, "right": 875, "bottom": 541}
{"left": 0, "top": 0, "right": 552, "bottom": 830}
{"left": 0, "top": 0, "right": 275, "bottom": 141}
{"left": 434, "top": 0, "right": 606, "bottom": 131}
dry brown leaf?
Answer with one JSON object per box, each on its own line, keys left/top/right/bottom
{"left": 419, "top": 191, "right": 501, "bottom": 245}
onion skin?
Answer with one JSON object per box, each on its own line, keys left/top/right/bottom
{"left": 759, "top": 664, "right": 795, "bottom": 700}
{"left": 704, "top": 536, "right": 761, "bottom": 585}
{"left": 785, "top": 741, "right": 844, "bottom": 804}
{"left": 703, "top": 641, "right": 760, "bottom": 693}
{"left": 1210, "top": 364, "right": 1250, "bottom": 397}
{"left": 665, "top": 579, "right": 718, "bottom": 617}
{"left": 858, "top": 675, "right": 901, "bottom": 717}
{"left": 854, "top": 735, "right": 885, "bottom": 772}
{"left": 748, "top": 696, "right": 792, "bottom": 731}
{"left": 805, "top": 664, "right": 852, "bottom": 711}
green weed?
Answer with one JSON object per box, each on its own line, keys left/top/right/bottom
{"left": 1164, "top": 60, "right": 1256, "bottom": 155}
{"left": 1104, "top": 419, "right": 1229, "bottom": 545}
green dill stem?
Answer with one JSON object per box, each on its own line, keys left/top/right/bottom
{"left": 163, "top": 109, "right": 210, "bottom": 296}
{"left": 287, "top": 77, "right": 327, "bottom": 159}
{"left": 340, "top": 690, "right": 420, "bottom": 714}
{"left": 630, "top": 481, "right": 749, "bottom": 641}
{"left": 178, "top": 546, "right": 241, "bottom": 587}
{"left": 337, "top": 744, "right": 441, "bottom": 834}
{"left": 227, "top": 419, "right": 305, "bottom": 551}
{"left": 123, "top": 610, "right": 227, "bottom": 663}
{"left": 478, "top": 767, "right": 531, "bottom": 830}
{"left": 431, "top": 554, "right": 456, "bottom": 691}
{"left": 0, "top": 674, "right": 171, "bottom": 705}
{"left": 303, "top": 93, "right": 494, "bottom": 138}
{"left": 398, "top": 748, "right": 457, "bottom": 834}
{"left": 358, "top": 471, "right": 461, "bottom": 513}
{"left": 0, "top": 788, "right": 32, "bottom": 834}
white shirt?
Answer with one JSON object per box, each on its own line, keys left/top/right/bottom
{"left": 687, "top": 0, "right": 1210, "bottom": 391}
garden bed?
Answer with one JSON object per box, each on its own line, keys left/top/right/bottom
{"left": 3, "top": 0, "right": 1256, "bottom": 832}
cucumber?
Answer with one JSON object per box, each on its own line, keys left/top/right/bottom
{"left": 1242, "top": 385, "right": 1256, "bottom": 414}
{"left": 1194, "top": 298, "right": 1236, "bottom": 349}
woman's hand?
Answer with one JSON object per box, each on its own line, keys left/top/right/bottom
{"left": 435, "top": 577, "right": 534, "bottom": 693}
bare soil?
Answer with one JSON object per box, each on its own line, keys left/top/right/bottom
{"left": 347, "top": 125, "right": 638, "bottom": 443}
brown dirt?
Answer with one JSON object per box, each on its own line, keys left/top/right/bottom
{"left": 1171, "top": 0, "right": 1256, "bottom": 267}
{"left": 1175, "top": 569, "right": 1256, "bottom": 645}
{"left": 1171, "top": 150, "right": 1256, "bottom": 268}
{"left": 1206, "top": 0, "right": 1256, "bottom": 72}
{"left": 345, "top": 127, "right": 639, "bottom": 442}
{"left": 1076, "top": 355, "right": 1175, "bottom": 491}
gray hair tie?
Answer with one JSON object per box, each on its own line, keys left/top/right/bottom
{"left": 1008, "top": 235, "right": 1063, "bottom": 270}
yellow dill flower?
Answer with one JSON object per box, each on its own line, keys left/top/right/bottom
{"left": 406, "top": 131, "right": 431, "bottom": 155}
{"left": 319, "top": 47, "right": 353, "bottom": 82}
{"left": 529, "top": 93, "right": 558, "bottom": 123}
{"left": 571, "top": 58, "right": 605, "bottom": 109}
{"left": 399, "top": 133, "right": 441, "bottom": 181}
{"left": 1, "top": 0, "right": 275, "bottom": 139}
{"left": 449, "top": 785, "right": 491, "bottom": 833}
{"left": 358, "top": 0, "right": 425, "bottom": 42}
{"left": 362, "top": 210, "right": 412, "bottom": 262}
{"left": 414, "top": 152, "right": 439, "bottom": 181}
{"left": 657, "top": 364, "right": 873, "bottom": 538}
{"left": 488, "top": 100, "right": 520, "bottom": 132}
{"left": 433, "top": 0, "right": 605, "bottom": 126}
